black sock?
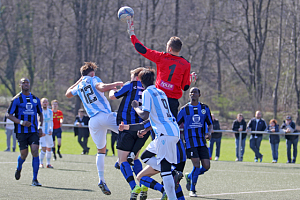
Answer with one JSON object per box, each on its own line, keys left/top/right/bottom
{"left": 52, "top": 147, "right": 56, "bottom": 154}
{"left": 57, "top": 145, "right": 61, "bottom": 152}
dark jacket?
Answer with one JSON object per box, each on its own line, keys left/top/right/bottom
{"left": 281, "top": 121, "right": 298, "bottom": 140}
{"left": 268, "top": 124, "right": 280, "bottom": 144}
{"left": 247, "top": 118, "right": 267, "bottom": 137}
{"left": 211, "top": 119, "right": 222, "bottom": 138}
{"left": 232, "top": 119, "right": 247, "bottom": 139}
{"left": 74, "top": 115, "right": 90, "bottom": 137}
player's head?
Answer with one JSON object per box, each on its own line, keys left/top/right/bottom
{"left": 78, "top": 108, "right": 85, "bottom": 117}
{"left": 41, "top": 98, "right": 49, "bottom": 109}
{"left": 138, "top": 68, "right": 156, "bottom": 88}
{"left": 19, "top": 78, "right": 30, "bottom": 92}
{"left": 130, "top": 67, "right": 146, "bottom": 81}
{"left": 80, "top": 62, "right": 98, "bottom": 77}
{"left": 51, "top": 100, "right": 59, "bottom": 110}
{"left": 189, "top": 87, "right": 201, "bottom": 102}
{"left": 166, "top": 36, "right": 182, "bottom": 54}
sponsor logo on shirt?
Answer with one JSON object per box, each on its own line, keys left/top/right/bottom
{"left": 23, "top": 102, "right": 35, "bottom": 115}
{"left": 190, "top": 114, "right": 202, "bottom": 128}
{"left": 159, "top": 80, "right": 174, "bottom": 91}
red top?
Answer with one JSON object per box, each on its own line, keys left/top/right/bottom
{"left": 131, "top": 35, "right": 191, "bottom": 99}
{"left": 52, "top": 110, "right": 63, "bottom": 129}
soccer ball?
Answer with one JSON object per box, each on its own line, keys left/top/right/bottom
{"left": 117, "top": 6, "right": 134, "bottom": 22}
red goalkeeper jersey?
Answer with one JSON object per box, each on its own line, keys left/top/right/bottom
{"left": 131, "top": 35, "right": 191, "bottom": 99}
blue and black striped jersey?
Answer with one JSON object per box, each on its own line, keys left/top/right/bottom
{"left": 177, "top": 102, "right": 212, "bottom": 149}
{"left": 8, "top": 92, "right": 42, "bottom": 134}
{"left": 114, "top": 81, "right": 144, "bottom": 125}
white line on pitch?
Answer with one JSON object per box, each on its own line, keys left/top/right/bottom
{"left": 147, "top": 188, "right": 300, "bottom": 200}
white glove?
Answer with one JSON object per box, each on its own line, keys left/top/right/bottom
{"left": 127, "top": 17, "right": 135, "bottom": 37}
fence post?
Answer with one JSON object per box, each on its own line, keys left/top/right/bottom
{"left": 238, "top": 131, "right": 242, "bottom": 161}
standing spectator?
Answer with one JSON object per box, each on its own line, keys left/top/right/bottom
{"left": 281, "top": 115, "right": 298, "bottom": 163}
{"left": 210, "top": 113, "right": 222, "bottom": 161}
{"left": 247, "top": 111, "right": 267, "bottom": 162}
{"left": 232, "top": 113, "right": 247, "bottom": 161}
{"left": 268, "top": 119, "right": 280, "bottom": 163}
{"left": 4, "top": 111, "right": 16, "bottom": 152}
{"left": 51, "top": 100, "right": 64, "bottom": 160}
{"left": 74, "top": 109, "right": 90, "bottom": 155}
{"left": 110, "top": 131, "right": 118, "bottom": 156}
{"left": 7, "top": 77, "right": 43, "bottom": 186}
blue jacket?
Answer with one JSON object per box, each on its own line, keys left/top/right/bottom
{"left": 268, "top": 124, "right": 280, "bottom": 144}
{"left": 247, "top": 118, "right": 267, "bottom": 137}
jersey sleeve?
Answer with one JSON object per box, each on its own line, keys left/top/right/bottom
{"left": 181, "top": 63, "right": 191, "bottom": 89}
{"left": 50, "top": 110, "right": 53, "bottom": 132}
{"left": 36, "top": 98, "right": 42, "bottom": 114}
{"left": 177, "top": 108, "right": 185, "bottom": 125}
{"left": 204, "top": 106, "right": 213, "bottom": 126}
{"left": 114, "top": 83, "right": 130, "bottom": 99}
{"left": 131, "top": 35, "right": 161, "bottom": 63}
{"left": 142, "top": 90, "right": 151, "bottom": 112}
{"left": 128, "top": 119, "right": 151, "bottom": 131}
{"left": 71, "top": 85, "right": 79, "bottom": 96}
{"left": 8, "top": 99, "right": 18, "bottom": 115}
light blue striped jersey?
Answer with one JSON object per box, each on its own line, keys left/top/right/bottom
{"left": 142, "top": 85, "right": 179, "bottom": 137}
{"left": 71, "top": 76, "right": 111, "bottom": 117}
{"left": 42, "top": 108, "right": 53, "bottom": 134}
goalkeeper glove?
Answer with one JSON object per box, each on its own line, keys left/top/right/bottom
{"left": 190, "top": 72, "right": 197, "bottom": 83}
{"left": 127, "top": 17, "right": 135, "bottom": 37}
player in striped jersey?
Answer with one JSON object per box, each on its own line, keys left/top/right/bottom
{"left": 177, "top": 87, "right": 213, "bottom": 197}
{"left": 65, "top": 62, "right": 123, "bottom": 195}
{"left": 129, "top": 68, "right": 180, "bottom": 200}
{"left": 7, "top": 78, "right": 43, "bottom": 186}
{"left": 39, "top": 98, "right": 54, "bottom": 168}
{"left": 109, "top": 67, "right": 150, "bottom": 200}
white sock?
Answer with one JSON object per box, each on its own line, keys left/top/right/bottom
{"left": 161, "top": 172, "right": 176, "bottom": 200}
{"left": 144, "top": 156, "right": 161, "bottom": 171}
{"left": 39, "top": 150, "right": 45, "bottom": 164}
{"left": 46, "top": 150, "right": 52, "bottom": 165}
{"left": 96, "top": 153, "right": 105, "bottom": 183}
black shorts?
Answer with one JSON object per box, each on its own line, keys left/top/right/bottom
{"left": 117, "top": 130, "right": 138, "bottom": 151}
{"left": 168, "top": 98, "right": 179, "bottom": 119}
{"left": 16, "top": 132, "right": 39, "bottom": 151}
{"left": 186, "top": 146, "right": 210, "bottom": 160}
{"left": 52, "top": 128, "right": 62, "bottom": 141}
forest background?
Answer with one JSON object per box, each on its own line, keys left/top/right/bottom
{"left": 0, "top": 0, "right": 300, "bottom": 129}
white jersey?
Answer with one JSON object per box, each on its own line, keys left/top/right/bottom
{"left": 71, "top": 76, "right": 112, "bottom": 117}
{"left": 142, "top": 85, "right": 180, "bottom": 137}
{"left": 42, "top": 108, "right": 53, "bottom": 134}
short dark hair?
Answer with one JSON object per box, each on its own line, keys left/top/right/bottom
{"left": 168, "top": 36, "right": 182, "bottom": 52}
{"left": 130, "top": 67, "right": 146, "bottom": 77}
{"left": 78, "top": 108, "right": 85, "bottom": 113}
{"left": 138, "top": 68, "right": 156, "bottom": 86}
{"left": 80, "top": 62, "right": 98, "bottom": 76}
{"left": 190, "top": 87, "right": 200, "bottom": 94}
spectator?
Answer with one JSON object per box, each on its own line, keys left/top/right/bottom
{"left": 110, "top": 131, "right": 118, "bottom": 156}
{"left": 247, "top": 110, "right": 267, "bottom": 162}
{"left": 268, "top": 119, "right": 280, "bottom": 163}
{"left": 74, "top": 109, "right": 90, "bottom": 155}
{"left": 4, "top": 111, "right": 16, "bottom": 152}
{"left": 210, "top": 113, "right": 222, "bottom": 161}
{"left": 281, "top": 115, "right": 298, "bottom": 163}
{"left": 232, "top": 113, "right": 247, "bottom": 161}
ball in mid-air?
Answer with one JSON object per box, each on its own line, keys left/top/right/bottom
{"left": 117, "top": 6, "right": 134, "bottom": 22}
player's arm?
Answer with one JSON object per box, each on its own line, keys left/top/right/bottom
{"left": 65, "top": 76, "right": 83, "bottom": 98}
{"left": 181, "top": 64, "right": 192, "bottom": 91}
{"left": 49, "top": 111, "right": 53, "bottom": 135}
{"left": 204, "top": 107, "right": 213, "bottom": 140}
{"left": 96, "top": 81, "right": 123, "bottom": 93}
{"left": 109, "top": 83, "right": 130, "bottom": 100}
{"left": 177, "top": 108, "right": 185, "bottom": 125}
{"left": 132, "top": 100, "right": 149, "bottom": 120}
{"left": 119, "top": 119, "right": 151, "bottom": 131}
{"left": 7, "top": 99, "right": 32, "bottom": 127}
{"left": 37, "top": 100, "right": 43, "bottom": 137}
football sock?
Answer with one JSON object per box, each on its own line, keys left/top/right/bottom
{"left": 39, "top": 150, "right": 45, "bottom": 164}
{"left": 132, "top": 159, "right": 143, "bottom": 176}
{"left": 17, "top": 155, "right": 25, "bottom": 171}
{"left": 176, "top": 184, "right": 184, "bottom": 200}
{"left": 143, "top": 156, "right": 161, "bottom": 171}
{"left": 57, "top": 145, "right": 61, "bottom": 152}
{"left": 161, "top": 172, "right": 176, "bottom": 200}
{"left": 120, "top": 161, "right": 136, "bottom": 190}
{"left": 32, "top": 156, "right": 39, "bottom": 180}
{"left": 198, "top": 165, "right": 207, "bottom": 175}
{"left": 190, "top": 167, "right": 201, "bottom": 191}
{"left": 140, "top": 176, "right": 164, "bottom": 193}
{"left": 96, "top": 153, "right": 105, "bottom": 183}
{"left": 52, "top": 147, "right": 56, "bottom": 154}
{"left": 46, "top": 150, "right": 52, "bottom": 165}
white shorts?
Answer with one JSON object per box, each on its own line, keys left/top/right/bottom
{"left": 89, "top": 112, "right": 119, "bottom": 149}
{"left": 39, "top": 134, "right": 54, "bottom": 148}
{"left": 146, "top": 135, "right": 179, "bottom": 164}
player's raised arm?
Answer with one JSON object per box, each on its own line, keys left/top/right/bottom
{"left": 65, "top": 76, "right": 83, "bottom": 98}
{"left": 96, "top": 81, "right": 123, "bottom": 93}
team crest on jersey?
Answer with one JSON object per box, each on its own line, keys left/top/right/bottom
{"left": 26, "top": 103, "right": 33, "bottom": 110}
{"left": 33, "top": 99, "right": 37, "bottom": 103}
{"left": 24, "top": 102, "right": 34, "bottom": 115}
{"left": 192, "top": 114, "right": 201, "bottom": 123}
{"left": 161, "top": 140, "right": 165, "bottom": 145}
{"left": 201, "top": 109, "right": 206, "bottom": 114}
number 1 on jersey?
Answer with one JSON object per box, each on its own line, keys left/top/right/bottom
{"left": 167, "top": 64, "right": 176, "bottom": 81}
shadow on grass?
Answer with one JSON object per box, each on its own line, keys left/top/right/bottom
{"left": 192, "top": 196, "right": 233, "bottom": 200}
{"left": 54, "top": 168, "right": 89, "bottom": 172}
{"left": 59, "top": 160, "right": 95, "bottom": 165}
{"left": 42, "top": 185, "right": 94, "bottom": 192}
